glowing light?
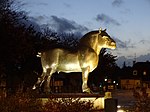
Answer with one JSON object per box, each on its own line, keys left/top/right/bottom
{"left": 117, "top": 109, "right": 125, "bottom": 112}
{"left": 117, "top": 105, "right": 121, "bottom": 108}
{"left": 143, "top": 71, "right": 147, "bottom": 75}
{"left": 45, "top": 65, "right": 49, "bottom": 69}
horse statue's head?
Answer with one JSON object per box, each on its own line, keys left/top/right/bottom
{"left": 80, "top": 28, "right": 116, "bottom": 54}
{"left": 97, "top": 28, "right": 116, "bottom": 49}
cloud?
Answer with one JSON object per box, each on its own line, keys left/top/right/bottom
{"left": 48, "top": 15, "right": 88, "bottom": 35}
{"left": 114, "top": 38, "right": 126, "bottom": 48}
{"left": 138, "top": 39, "right": 150, "bottom": 44}
{"left": 112, "top": 0, "right": 123, "bottom": 7}
{"left": 113, "top": 37, "right": 133, "bottom": 49}
{"left": 35, "top": 16, "right": 45, "bottom": 22}
{"left": 96, "top": 14, "right": 121, "bottom": 26}
{"left": 136, "top": 53, "right": 150, "bottom": 62}
{"left": 63, "top": 3, "right": 71, "bottom": 8}
{"left": 116, "top": 53, "right": 150, "bottom": 67}
{"left": 27, "top": 15, "right": 89, "bottom": 37}
{"left": 37, "top": 2, "right": 48, "bottom": 6}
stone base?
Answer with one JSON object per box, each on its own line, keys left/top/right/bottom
{"left": 39, "top": 93, "right": 105, "bottom": 110}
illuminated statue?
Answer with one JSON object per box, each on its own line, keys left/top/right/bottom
{"left": 33, "top": 28, "right": 116, "bottom": 93}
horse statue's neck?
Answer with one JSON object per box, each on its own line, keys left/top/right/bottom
{"left": 80, "top": 31, "right": 102, "bottom": 55}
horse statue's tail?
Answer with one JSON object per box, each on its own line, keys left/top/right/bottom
{"left": 36, "top": 52, "right": 41, "bottom": 57}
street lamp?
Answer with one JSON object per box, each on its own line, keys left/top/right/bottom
{"left": 104, "top": 78, "right": 107, "bottom": 82}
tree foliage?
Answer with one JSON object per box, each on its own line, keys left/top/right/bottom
{"left": 0, "top": 0, "right": 43, "bottom": 93}
{"left": 59, "top": 33, "right": 79, "bottom": 51}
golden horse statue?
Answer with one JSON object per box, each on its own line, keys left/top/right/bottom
{"left": 33, "top": 28, "right": 116, "bottom": 93}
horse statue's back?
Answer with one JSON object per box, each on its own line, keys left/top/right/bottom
{"left": 33, "top": 28, "right": 116, "bottom": 93}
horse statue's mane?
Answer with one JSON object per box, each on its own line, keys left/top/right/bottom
{"left": 80, "top": 30, "right": 99, "bottom": 47}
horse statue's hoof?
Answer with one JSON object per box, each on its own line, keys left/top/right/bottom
{"left": 32, "top": 85, "right": 36, "bottom": 90}
{"left": 83, "top": 88, "right": 93, "bottom": 94}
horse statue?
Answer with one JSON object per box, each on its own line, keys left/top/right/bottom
{"left": 33, "top": 28, "right": 116, "bottom": 93}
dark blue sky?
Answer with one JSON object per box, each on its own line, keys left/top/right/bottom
{"left": 17, "top": 0, "right": 150, "bottom": 65}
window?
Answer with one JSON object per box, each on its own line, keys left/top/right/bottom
{"left": 133, "top": 70, "right": 137, "bottom": 75}
{"left": 143, "top": 71, "right": 147, "bottom": 75}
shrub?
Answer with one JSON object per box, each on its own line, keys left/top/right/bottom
{"left": 0, "top": 91, "right": 43, "bottom": 112}
{"left": 0, "top": 91, "right": 95, "bottom": 112}
{"left": 133, "top": 87, "right": 150, "bottom": 112}
{"left": 43, "top": 98, "right": 94, "bottom": 112}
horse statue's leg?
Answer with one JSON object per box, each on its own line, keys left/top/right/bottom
{"left": 44, "top": 68, "right": 55, "bottom": 93}
{"left": 32, "top": 68, "right": 47, "bottom": 90}
{"left": 82, "top": 66, "right": 92, "bottom": 93}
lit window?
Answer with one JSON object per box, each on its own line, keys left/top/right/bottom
{"left": 143, "top": 71, "right": 147, "bottom": 75}
{"left": 133, "top": 70, "right": 137, "bottom": 75}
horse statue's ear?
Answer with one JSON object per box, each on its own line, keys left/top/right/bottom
{"left": 99, "top": 27, "right": 102, "bottom": 33}
{"left": 104, "top": 29, "right": 106, "bottom": 32}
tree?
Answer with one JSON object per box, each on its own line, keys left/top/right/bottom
{"left": 0, "top": 0, "right": 43, "bottom": 94}
{"left": 39, "top": 26, "right": 60, "bottom": 51}
{"left": 59, "top": 33, "right": 79, "bottom": 51}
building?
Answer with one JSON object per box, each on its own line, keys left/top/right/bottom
{"left": 120, "top": 61, "right": 150, "bottom": 89}
{"left": 119, "top": 66, "right": 135, "bottom": 89}
{"left": 132, "top": 61, "right": 150, "bottom": 88}
{"left": 120, "top": 79, "right": 140, "bottom": 89}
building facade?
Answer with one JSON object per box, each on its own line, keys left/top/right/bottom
{"left": 120, "top": 61, "right": 150, "bottom": 89}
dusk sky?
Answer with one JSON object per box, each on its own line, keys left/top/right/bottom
{"left": 17, "top": 0, "right": 150, "bottom": 66}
